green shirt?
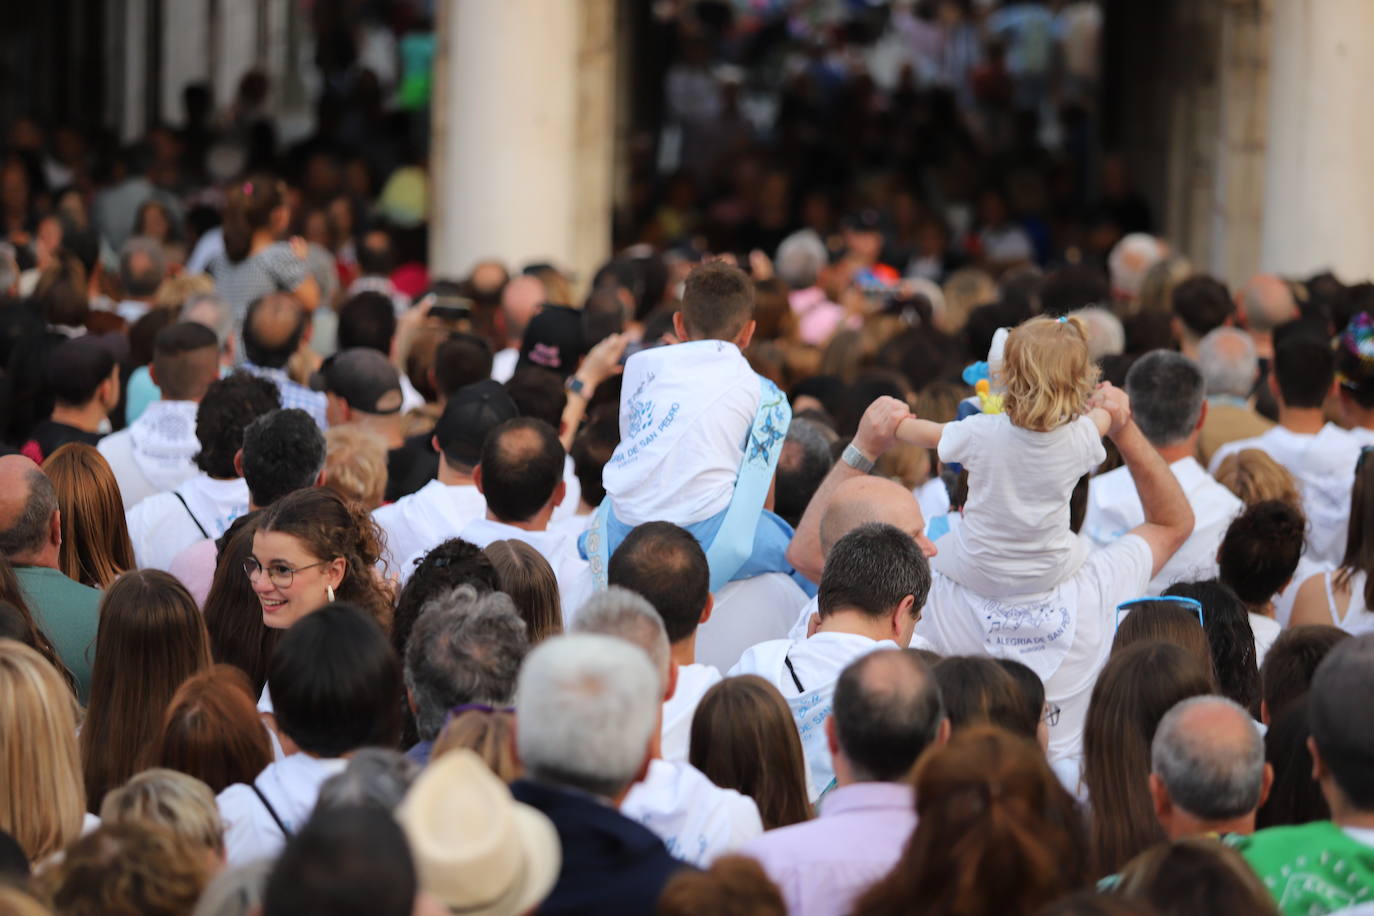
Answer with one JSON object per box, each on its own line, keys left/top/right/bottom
{"left": 1231, "top": 821, "right": 1374, "bottom": 915}
{"left": 14, "top": 565, "right": 101, "bottom": 703}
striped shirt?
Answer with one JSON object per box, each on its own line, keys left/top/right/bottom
{"left": 240, "top": 362, "right": 328, "bottom": 430}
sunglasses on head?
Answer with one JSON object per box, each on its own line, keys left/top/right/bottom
{"left": 1114, "top": 595, "right": 1205, "bottom": 631}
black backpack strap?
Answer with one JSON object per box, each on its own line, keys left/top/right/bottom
{"left": 250, "top": 784, "right": 291, "bottom": 838}
{"left": 783, "top": 654, "right": 805, "bottom": 694}
{"left": 171, "top": 490, "right": 211, "bottom": 540}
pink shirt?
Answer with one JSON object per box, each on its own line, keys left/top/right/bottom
{"left": 740, "top": 781, "right": 916, "bottom": 916}
{"left": 789, "top": 287, "right": 853, "bottom": 346}
{"left": 168, "top": 537, "right": 218, "bottom": 607}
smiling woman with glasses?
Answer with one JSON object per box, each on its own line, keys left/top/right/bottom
{"left": 250, "top": 488, "right": 395, "bottom": 633}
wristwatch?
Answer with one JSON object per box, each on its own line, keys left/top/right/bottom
{"left": 565, "top": 376, "right": 589, "bottom": 398}
{"left": 841, "top": 443, "right": 875, "bottom": 474}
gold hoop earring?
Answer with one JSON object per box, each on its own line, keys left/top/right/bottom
{"left": 327, "top": 585, "right": 335, "bottom": 603}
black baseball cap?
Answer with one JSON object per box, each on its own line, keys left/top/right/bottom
{"left": 433, "top": 379, "right": 519, "bottom": 468}
{"left": 46, "top": 335, "right": 120, "bottom": 405}
{"left": 311, "top": 348, "right": 403, "bottom": 415}
{"left": 517, "top": 305, "right": 585, "bottom": 379}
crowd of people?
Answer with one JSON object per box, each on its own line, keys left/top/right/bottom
{"left": 7, "top": 1, "right": 1374, "bottom": 915}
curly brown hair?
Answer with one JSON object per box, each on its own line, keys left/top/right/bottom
{"left": 38, "top": 821, "right": 211, "bottom": 915}
{"left": 255, "top": 487, "right": 395, "bottom": 632}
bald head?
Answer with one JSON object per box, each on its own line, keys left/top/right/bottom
{"left": 1151, "top": 695, "right": 1266, "bottom": 821}
{"left": 0, "top": 456, "right": 57, "bottom": 561}
{"left": 477, "top": 418, "right": 565, "bottom": 523}
{"left": 243, "top": 292, "right": 307, "bottom": 369}
{"left": 501, "top": 275, "right": 545, "bottom": 339}
{"left": 470, "top": 260, "right": 510, "bottom": 299}
{"left": 833, "top": 649, "right": 945, "bottom": 782}
{"left": 1197, "top": 326, "right": 1259, "bottom": 398}
{"left": 1239, "top": 274, "right": 1298, "bottom": 334}
{"left": 820, "top": 476, "right": 929, "bottom": 557}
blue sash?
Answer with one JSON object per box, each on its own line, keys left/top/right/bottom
{"left": 585, "top": 375, "right": 792, "bottom": 591}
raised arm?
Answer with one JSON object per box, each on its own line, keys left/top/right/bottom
{"left": 1116, "top": 415, "right": 1194, "bottom": 578}
{"left": 896, "top": 417, "right": 945, "bottom": 450}
{"left": 559, "top": 333, "right": 628, "bottom": 451}
{"left": 786, "top": 396, "right": 911, "bottom": 581}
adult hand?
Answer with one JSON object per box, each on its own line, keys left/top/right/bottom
{"left": 1091, "top": 381, "right": 1133, "bottom": 437}
{"left": 853, "top": 395, "right": 912, "bottom": 459}
{"left": 749, "top": 249, "right": 774, "bottom": 281}
{"left": 289, "top": 235, "right": 309, "bottom": 260}
{"left": 575, "top": 332, "right": 629, "bottom": 391}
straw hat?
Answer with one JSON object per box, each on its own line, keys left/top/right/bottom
{"left": 398, "top": 750, "right": 560, "bottom": 916}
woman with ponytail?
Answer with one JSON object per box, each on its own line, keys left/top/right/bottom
{"left": 851, "top": 727, "right": 1089, "bottom": 916}
{"left": 205, "top": 175, "right": 319, "bottom": 321}
{"left": 1292, "top": 448, "right": 1374, "bottom": 634}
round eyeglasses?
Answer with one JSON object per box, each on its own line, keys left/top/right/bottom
{"left": 243, "top": 557, "right": 332, "bottom": 589}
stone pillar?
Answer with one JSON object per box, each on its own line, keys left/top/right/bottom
{"left": 1209, "top": 0, "right": 1271, "bottom": 285}
{"left": 161, "top": 0, "right": 212, "bottom": 124}
{"left": 1260, "top": 0, "right": 1374, "bottom": 278}
{"left": 430, "top": 0, "right": 615, "bottom": 291}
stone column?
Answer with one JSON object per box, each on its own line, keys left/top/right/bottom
{"left": 1260, "top": 0, "right": 1374, "bottom": 278}
{"left": 430, "top": 0, "right": 615, "bottom": 292}
{"left": 1209, "top": 0, "right": 1271, "bottom": 286}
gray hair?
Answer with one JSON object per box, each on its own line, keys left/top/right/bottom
{"left": 1197, "top": 327, "right": 1259, "bottom": 398}
{"left": 316, "top": 748, "right": 420, "bottom": 813}
{"left": 1125, "top": 350, "right": 1206, "bottom": 447}
{"left": 515, "top": 633, "right": 660, "bottom": 799}
{"left": 1068, "top": 306, "right": 1125, "bottom": 361}
{"left": 0, "top": 469, "right": 57, "bottom": 559}
{"left": 775, "top": 229, "right": 828, "bottom": 290}
{"left": 182, "top": 293, "right": 235, "bottom": 348}
{"left": 1151, "top": 695, "right": 1265, "bottom": 820}
{"left": 571, "top": 586, "right": 670, "bottom": 689}
{"left": 403, "top": 585, "right": 529, "bottom": 742}
{"left": 119, "top": 235, "right": 167, "bottom": 298}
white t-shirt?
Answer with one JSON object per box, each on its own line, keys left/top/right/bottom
{"left": 550, "top": 455, "right": 583, "bottom": 525}
{"left": 732, "top": 631, "right": 900, "bottom": 800}
{"left": 935, "top": 412, "right": 1105, "bottom": 597}
{"left": 546, "top": 508, "right": 593, "bottom": 541}
{"left": 603, "top": 341, "right": 760, "bottom": 526}
{"left": 696, "top": 573, "right": 810, "bottom": 674}
{"left": 1287, "top": 424, "right": 1362, "bottom": 567}
{"left": 1208, "top": 423, "right": 1359, "bottom": 567}
{"left": 372, "top": 479, "right": 487, "bottom": 574}
{"left": 490, "top": 348, "right": 518, "bottom": 383}
{"left": 1249, "top": 612, "right": 1282, "bottom": 664}
{"left": 621, "top": 758, "right": 763, "bottom": 867}
{"left": 218, "top": 753, "right": 347, "bottom": 865}
{"left": 915, "top": 476, "right": 950, "bottom": 524}
{"left": 126, "top": 474, "right": 250, "bottom": 571}
{"left": 918, "top": 534, "right": 1154, "bottom": 764}
{"left": 455, "top": 517, "right": 593, "bottom": 623}
{"left": 1208, "top": 424, "right": 1325, "bottom": 475}
{"left": 98, "top": 400, "right": 201, "bottom": 510}
{"left": 1083, "top": 456, "right": 1242, "bottom": 593}
{"left": 661, "top": 662, "right": 722, "bottom": 763}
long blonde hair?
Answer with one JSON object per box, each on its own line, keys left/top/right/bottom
{"left": 0, "top": 639, "right": 85, "bottom": 861}
{"left": 1001, "top": 316, "right": 1100, "bottom": 432}
{"left": 42, "top": 444, "right": 136, "bottom": 589}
